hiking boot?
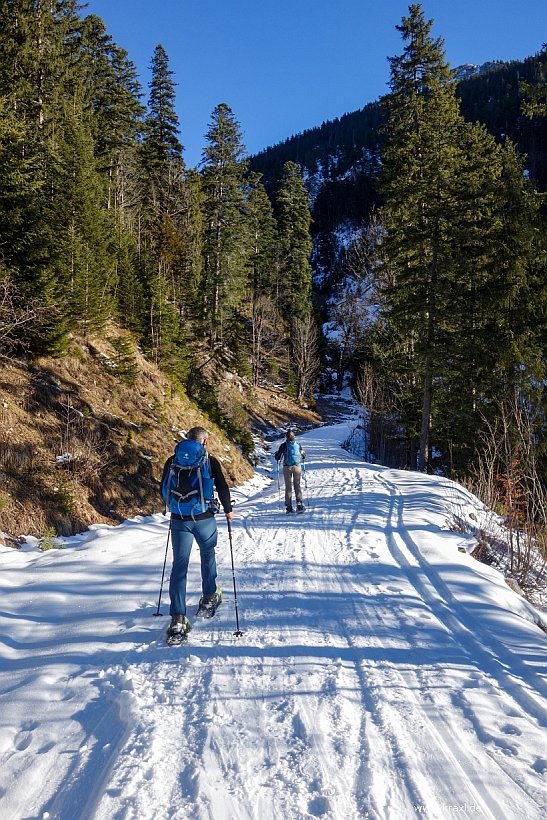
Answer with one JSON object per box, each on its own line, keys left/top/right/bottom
{"left": 296, "top": 502, "right": 305, "bottom": 512}
{"left": 197, "top": 585, "right": 222, "bottom": 617}
{"left": 166, "top": 615, "right": 191, "bottom": 642}
{"left": 286, "top": 504, "right": 294, "bottom": 513}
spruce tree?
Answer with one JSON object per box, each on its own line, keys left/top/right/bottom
{"left": 380, "top": 4, "right": 462, "bottom": 469}
{"left": 521, "top": 44, "right": 547, "bottom": 118}
{"left": 54, "top": 107, "right": 116, "bottom": 337}
{"left": 380, "top": 4, "right": 543, "bottom": 473}
{"left": 141, "top": 44, "right": 183, "bottom": 221}
{"left": 246, "top": 175, "right": 278, "bottom": 383}
{"left": 0, "top": 0, "right": 84, "bottom": 352}
{"left": 139, "top": 44, "right": 188, "bottom": 369}
{"left": 201, "top": 102, "right": 248, "bottom": 348}
{"left": 275, "top": 161, "right": 313, "bottom": 326}
{"left": 79, "top": 15, "right": 144, "bottom": 163}
{"left": 178, "top": 168, "right": 205, "bottom": 323}
{"left": 275, "top": 161, "right": 314, "bottom": 399}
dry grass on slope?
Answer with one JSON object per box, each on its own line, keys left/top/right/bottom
{"left": 0, "top": 330, "right": 253, "bottom": 540}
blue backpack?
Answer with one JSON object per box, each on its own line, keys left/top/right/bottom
{"left": 285, "top": 440, "right": 301, "bottom": 467}
{"left": 161, "top": 439, "right": 215, "bottom": 516}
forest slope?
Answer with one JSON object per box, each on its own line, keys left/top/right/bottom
{"left": 0, "top": 328, "right": 319, "bottom": 541}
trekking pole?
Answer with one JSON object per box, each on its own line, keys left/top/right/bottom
{"left": 276, "top": 460, "right": 281, "bottom": 506}
{"left": 227, "top": 518, "right": 243, "bottom": 637}
{"left": 154, "top": 517, "right": 172, "bottom": 617}
{"left": 303, "top": 463, "right": 310, "bottom": 510}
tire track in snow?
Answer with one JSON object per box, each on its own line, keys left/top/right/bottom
{"left": 310, "top": 533, "right": 438, "bottom": 819}
{"left": 226, "top": 473, "right": 376, "bottom": 818}
{"left": 89, "top": 438, "right": 546, "bottom": 820}
{"left": 291, "top": 459, "right": 422, "bottom": 818}
{"left": 373, "top": 471, "right": 547, "bottom": 819}
{"left": 307, "top": 459, "right": 540, "bottom": 818}
{"left": 378, "top": 470, "right": 547, "bottom": 716}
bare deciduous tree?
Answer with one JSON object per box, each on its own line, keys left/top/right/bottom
{"left": 468, "top": 391, "right": 547, "bottom": 593}
{"left": 251, "top": 294, "right": 276, "bottom": 386}
{"left": 355, "top": 364, "right": 403, "bottom": 466}
{"left": 331, "top": 212, "right": 383, "bottom": 390}
{"left": 0, "top": 275, "right": 50, "bottom": 355}
{"left": 292, "top": 314, "right": 321, "bottom": 405}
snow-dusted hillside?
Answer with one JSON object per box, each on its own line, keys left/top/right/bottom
{"left": 1, "top": 423, "right": 546, "bottom": 820}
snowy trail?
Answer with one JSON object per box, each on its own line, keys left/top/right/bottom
{"left": 1, "top": 423, "right": 547, "bottom": 819}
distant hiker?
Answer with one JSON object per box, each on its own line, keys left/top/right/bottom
{"left": 275, "top": 430, "right": 306, "bottom": 513}
{"left": 160, "top": 426, "right": 234, "bottom": 642}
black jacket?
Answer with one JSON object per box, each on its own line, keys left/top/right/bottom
{"left": 161, "top": 452, "right": 232, "bottom": 519}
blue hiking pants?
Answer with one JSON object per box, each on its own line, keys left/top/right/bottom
{"left": 169, "top": 515, "right": 218, "bottom": 616}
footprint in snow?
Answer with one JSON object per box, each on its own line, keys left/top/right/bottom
{"left": 15, "top": 732, "right": 33, "bottom": 752}
{"left": 500, "top": 723, "right": 522, "bottom": 736}
{"left": 308, "top": 794, "right": 331, "bottom": 817}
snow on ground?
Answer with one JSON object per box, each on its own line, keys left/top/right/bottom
{"left": 1, "top": 423, "right": 546, "bottom": 820}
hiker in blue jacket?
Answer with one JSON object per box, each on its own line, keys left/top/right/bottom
{"left": 275, "top": 430, "right": 306, "bottom": 513}
{"left": 161, "top": 426, "right": 233, "bottom": 641}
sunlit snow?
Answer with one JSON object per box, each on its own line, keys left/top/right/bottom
{"left": 1, "top": 422, "right": 546, "bottom": 820}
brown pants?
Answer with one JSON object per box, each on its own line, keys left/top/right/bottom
{"left": 283, "top": 465, "right": 303, "bottom": 507}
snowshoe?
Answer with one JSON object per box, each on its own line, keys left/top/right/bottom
{"left": 285, "top": 505, "right": 294, "bottom": 514}
{"left": 166, "top": 615, "right": 191, "bottom": 646}
{"left": 196, "top": 586, "right": 222, "bottom": 619}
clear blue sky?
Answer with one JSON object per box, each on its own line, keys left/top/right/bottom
{"left": 84, "top": 0, "right": 547, "bottom": 167}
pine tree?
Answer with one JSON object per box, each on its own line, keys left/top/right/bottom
{"left": 201, "top": 102, "right": 248, "bottom": 348}
{"left": 521, "top": 44, "right": 547, "bottom": 118}
{"left": 139, "top": 44, "right": 188, "bottom": 368}
{"left": 275, "top": 161, "right": 313, "bottom": 326}
{"left": 0, "top": 0, "right": 85, "bottom": 352}
{"left": 380, "top": 4, "right": 543, "bottom": 473}
{"left": 54, "top": 106, "right": 116, "bottom": 337}
{"left": 275, "top": 161, "right": 314, "bottom": 399}
{"left": 141, "top": 44, "right": 183, "bottom": 222}
{"left": 246, "top": 175, "right": 278, "bottom": 383}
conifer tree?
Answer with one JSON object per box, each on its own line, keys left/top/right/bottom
{"left": 54, "top": 107, "right": 116, "bottom": 337}
{"left": 141, "top": 44, "right": 183, "bottom": 221}
{"left": 521, "top": 44, "right": 547, "bottom": 118}
{"left": 139, "top": 44, "right": 187, "bottom": 368}
{"left": 380, "top": 4, "right": 462, "bottom": 469}
{"left": 112, "top": 225, "right": 146, "bottom": 336}
{"left": 246, "top": 175, "right": 278, "bottom": 383}
{"left": 79, "top": 15, "right": 143, "bottom": 161}
{"left": 380, "top": 4, "right": 543, "bottom": 473}
{"left": 275, "top": 161, "right": 313, "bottom": 326}
{"left": 275, "top": 161, "right": 314, "bottom": 399}
{"left": 201, "top": 102, "right": 248, "bottom": 348}
{"left": 0, "top": 0, "right": 84, "bottom": 352}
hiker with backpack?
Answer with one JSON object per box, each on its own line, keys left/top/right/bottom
{"left": 160, "top": 426, "right": 234, "bottom": 643}
{"left": 274, "top": 430, "right": 306, "bottom": 513}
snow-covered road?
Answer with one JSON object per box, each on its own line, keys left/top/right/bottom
{"left": 1, "top": 424, "right": 546, "bottom": 819}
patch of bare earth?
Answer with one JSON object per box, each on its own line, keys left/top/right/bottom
{"left": 0, "top": 332, "right": 253, "bottom": 540}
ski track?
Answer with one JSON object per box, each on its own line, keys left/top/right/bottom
{"left": 5, "top": 429, "right": 547, "bottom": 820}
